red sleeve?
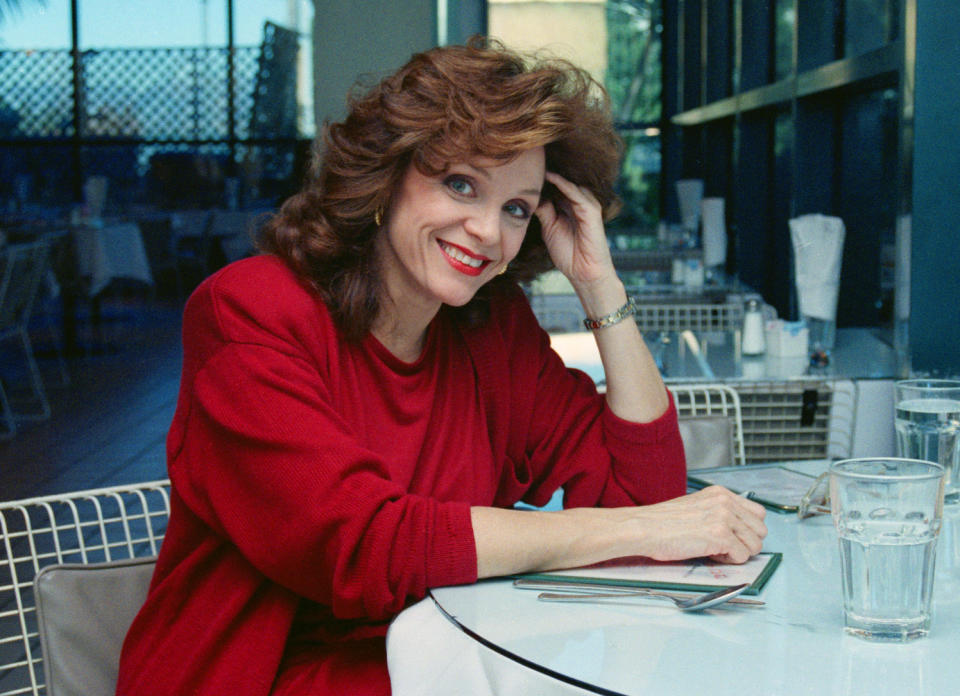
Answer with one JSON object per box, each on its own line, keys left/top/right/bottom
{"left": 168, "top": 265, "right": 477, "bottom": 623}
{"left": 490, "top": 291, "right": 686, "bottom": 509}
{"left": 598, "top": 396, "right": 688, "bottom": 504}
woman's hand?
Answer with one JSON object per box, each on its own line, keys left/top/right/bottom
{"left": 535, "top": 171, "right": 615, "bottom": 286}
{"left": 535, "top": 173, "right": 669, "bottom": 424}
{"left": 471, "top": 486, "right": 767, "bottom": 579}
{"left": 620, "top": 486, "right": 768, "bottom": 565}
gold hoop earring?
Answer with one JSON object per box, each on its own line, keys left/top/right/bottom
{"left": 374, "top": 208, "right": 383, "bottom": 227}
{"left": 497, "top": 264, "right": 508, "bottom": 276}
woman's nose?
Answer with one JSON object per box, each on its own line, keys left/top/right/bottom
{"left": 463, "top": 207, "right": 500, "bottom": 243}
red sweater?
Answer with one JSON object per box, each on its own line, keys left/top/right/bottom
{"left": 116, "top": 255, "right": 685, "bottom": 695}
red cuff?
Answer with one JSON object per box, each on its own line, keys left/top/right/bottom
{"left": 426, "top": 501, "right": 478, "bottom": 588}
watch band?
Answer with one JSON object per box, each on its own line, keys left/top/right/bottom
{"left": 582, "top": 298, "right": 638, "bottom": 331}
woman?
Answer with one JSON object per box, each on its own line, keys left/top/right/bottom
{"left": 116, "top": 39, "right": 766, "bottom": 695}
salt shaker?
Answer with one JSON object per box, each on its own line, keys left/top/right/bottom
{"left": 742, "top": 298, "right": 766, "bottom": 355}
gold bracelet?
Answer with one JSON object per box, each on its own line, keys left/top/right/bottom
{"left": 582, "top": 298, "right": 637, "bottom": 331}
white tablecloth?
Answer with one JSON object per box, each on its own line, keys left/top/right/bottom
{"left": 72, "top": 222, "right": 153, "bottom": 297}
{"left": 386, "top": 596, "right": 594, "bottom": 696}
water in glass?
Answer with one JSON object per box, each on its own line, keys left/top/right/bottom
{"left": 830, "top": 458, "right": 944, "bottom": 642}
{"left": 895, "top": 398, "right": 960, "bottom": 502}
{"left": 838, "top": 518, "right": 937, "bottom": 641}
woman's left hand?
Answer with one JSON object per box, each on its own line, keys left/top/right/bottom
{"left": 535, "top": 171, "right": 615, "bottom": 286}
{"left": 535, "top": 171, "right": 669, "bottom": 423}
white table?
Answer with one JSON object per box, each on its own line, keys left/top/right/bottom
{"left": 386, "top": 460, "right": 960, "bottom": 696}
{"left": 549, "top": 330, "right": 898, "bottom": 460}
{"left": 72, "top": 222, "right": 153, "bottom": 297}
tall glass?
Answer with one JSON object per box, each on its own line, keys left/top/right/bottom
{"left": 830, "top": 458, "right": 945, "bottom": 641}
{"left": 895, "top": 379, "right": 960, "bottom": 503}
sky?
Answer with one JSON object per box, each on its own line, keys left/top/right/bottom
{"left": 0, "top": 0, "right": 310, "bottom": 49}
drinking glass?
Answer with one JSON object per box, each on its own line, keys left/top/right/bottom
{"left": 829, "top": 458, "right": 944, "bottom": 641}
{"left": 895, "top": 379, "right": 960, "bottom": 503}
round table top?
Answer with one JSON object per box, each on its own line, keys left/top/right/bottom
{"left": 429, "top": 461, "right": 960, "bottom": 696}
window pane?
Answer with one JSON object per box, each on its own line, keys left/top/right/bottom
{"left": 78, "top": 0, "right": 226, "bottom": 48}
{"left": 0, "top": 0, "right": 71, "bottom": 49}
{"left": 610, "top": 128, "right": 660, "bottom": 236}
{"left": 607, "top": 0, "right": 661, "bottom": 123}
{"left": 775, "top": 0, "right": 795, "bottom": 79}
{"left": 488, "top": 1, "right": 662, "bottom": 235}
{"left": 845, "top": 0, "right": 899, "bottom": 57}
{"left": 0, "top": 0, "right": 313, "bottom": 212}
{"left": 0, "top": 1, "right": 73, "bottom": 144}
{"left": 488, "top": 0, "right": 608, "bottom": 80}
{"left": 607, "top": 1, "right": 662, "bottom": 234}
{"left": 235, "top": 0, "right": 314, "bottom": 137}
{"left": 234, "top": 0, "right": 301, "bottom": 44}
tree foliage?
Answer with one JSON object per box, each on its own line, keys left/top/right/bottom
{"left": 606, "top": 0, "right": 661, "bottom": 125}
{"left": 606, "top": 0, "right": 662, "bottom": 232}
{"left": 0, "top": 0, "right": 46, "bottom": 26}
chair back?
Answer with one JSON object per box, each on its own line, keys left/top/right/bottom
{"left": 0, "top": 480, "right": 170, "bottom": 696}
{"left": 668, "top": 383, "right": 746, "bottom": 468}
{"left": 209, "top": 209, "right": 271, "bottom": 263}
{"left": 136, "top": 218, "right": 177, "bottom": 268}
{"left": 0, "top": 239, "right": 52, "bottom": 333}
{"left": 733, "top": 379, "right": 858, "bottom": 464}
{"left": 634, "top": 301, "right": 745, "bottom": 333}
{"left": 34, "top": 558, "right": 156, "bottom": 696}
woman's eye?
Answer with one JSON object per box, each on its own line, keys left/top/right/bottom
{"left": 504, "top": 202, "right": 531, "bottom": 220}
{"left": 445, "top": 176, "right": 474, "bottom": 196}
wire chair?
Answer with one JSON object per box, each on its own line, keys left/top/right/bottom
{"left": 0, "top": 480, "right": 171, "bottom": 696}
{"left": 634, "top": 300, "right": 745, "bottom": 333}
{"left": 668, "top": 383, "right": 746, "bottom": 467}
{"left": 209, "top": 209, "right": 270, "bottom": 264}
{"left": 169, "top": 209, "right": 214, "bottom": 284}
{"left": 136, "top": 216, "right": 184, "bottom": 302}
{"left": 826, "top": 379, "right": 858, "bottom": 460}
{"left": 733, "top": 379, "right": 858, "bottom": 464}
{"left": 0, "top": 239, "right": 55, "bottom": 439}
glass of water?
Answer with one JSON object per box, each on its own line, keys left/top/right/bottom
{"left": 829, "top": 458, "right": 945, "bottom": 641}
{"left": 895, "top": 379, "right": 960, "bottom": 503}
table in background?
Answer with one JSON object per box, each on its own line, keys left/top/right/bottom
{"left": 549, "top": 328, "right": 898, "bottom": 462}
{"left": 549, "top": 327, "right": 898, "bottom": 385}
{"left": 170, "top": 208, "right": 271, "bottom": 272}
{"left": 386, "top": 460, "right": 960, "bottom": 696}
{"left": 71, "top": 222, "right": 153, "bottom": 298}
{"left": 46, "top": 221, "right": 154, "bottom": 354}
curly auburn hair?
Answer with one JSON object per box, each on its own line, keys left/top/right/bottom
{"left": 259, "top": 37, "right": 623, "bottom": 341}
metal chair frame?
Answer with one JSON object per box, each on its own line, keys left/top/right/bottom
{"left": 667, "top": 383, "right": 747, "bottom": 467}
{"left": 0, "top": 480, "right": 171, "bottom": 696}
{"left": 732, "top": 379, "right": 858, "bottom": 464}
{"left": 0, "top": 239, "right": 55, "bottom": 439}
